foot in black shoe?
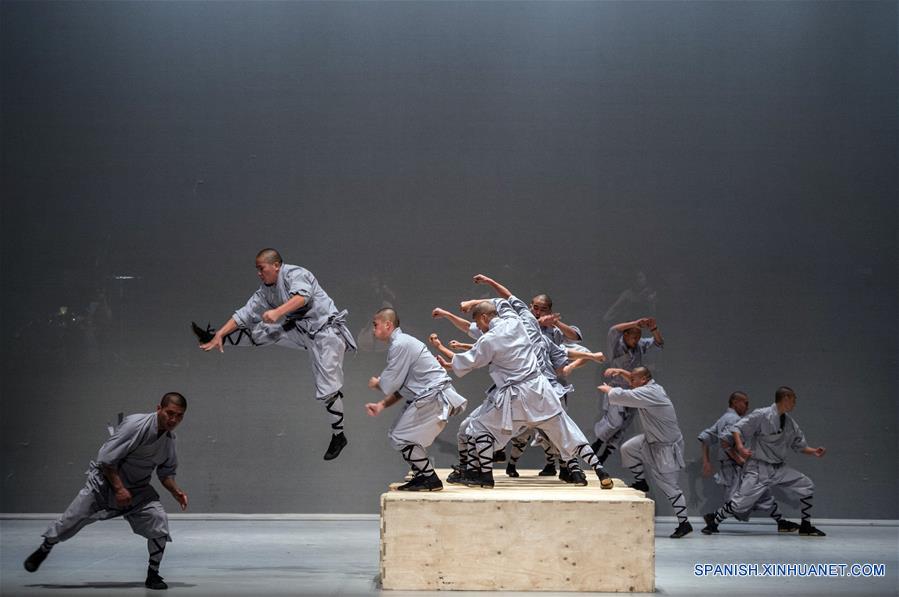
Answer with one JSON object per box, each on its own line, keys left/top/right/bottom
{"left": 629, "top": 479, "right": 649, "bottom": 492}
{"left": 145, "top": 569, "right": 168, "bottom": 590}
{"left": 670, "top": 521, "right": 693, "bottom": 539}
{"left": 569, "top": 469, "right": 588, "bottom": 486}
{"left": 23, "top": 546, "right": 49, "bottom": 572}
{"left": 191, "top": 322, "right": 215, "bottom": 344}
{"left": 492, "top": 448, "right": 507, "bottom": 463}
{"left": 798, "top": 522, "right": 826, "bottom": 537}
{"left": 460, "top": 470, "right": 495, "bottom": 488}
{"left": 323, "top": 432, "right": 347, "bottom": 460}
{"left": 777, "top": 519, "right": 800, "bottom": 533}
{"left": 505, "top": 463, "right": 519, "bottom": 478}
{"left": 446, "top": 466, "right": 466, "bottom": 484}
{"left": 701, "top": 513, "right": 719, "bottom": 535}
{"left": 398, "top": 473, "right": 443, "bottom": 492}
{"left": 596, "top": 469, "right": 614, "bottom": 489}
{"left": 538, "top": 463, "right": 557, "bottom": 476}
{"left": 558, "top": 466, "right": 571, "bottom": 483}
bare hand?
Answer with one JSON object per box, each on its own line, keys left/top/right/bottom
{"left": 432, "top": 308, "right": 448, "bottom": 319}
{"left": 448, "top": 340, "right": 465, "bottom": 350}
{"left": 538, "top": 313, "right": 560, "bottom": 327}
{"left": 368, "top": 376, "right": 380, "bottom": 390}
{"left": 812, "top": 446, "right": 826, "bottom": 458}
{"left": 428, "top": 333, "right": 442, "bottom": 348}
{"left": 437, "top": 355, "right": 453, "bottom": 370}
{"left": 262, "top": 309, "right": 280, "bottom": 324}
{"left": 171, "top": 489, "right": 188, "bottom": 511}
{"left": 459, "top": 300, "right": 481, "bottom": 313}
{"left": 737, "top": 446, "right": 752, "bottom": 459}
{"left": 591, "top": 352, "right": 606, "bottom": 363}
{"left": 472, "top": 274, "right": 491, "bottom": 285}
{"left": 114, "top": 487, "right": 133, "bottom": 509}
{"left": 604, "top": 368, "right": 627, "bottom": 378}
{"left": 199, "top": 335, "right": 224, "bottom": 353}
{"left": 365, "top": 402, "right": 383, "bottom": 417}
{"left": 733, "top": 453, "right": 746, "bottom": 465}
{"left": 701, "top": 460, "right": 713, "bottom": 478}
{"left": 597, "top": 384, "right": 612, "bottom": 394}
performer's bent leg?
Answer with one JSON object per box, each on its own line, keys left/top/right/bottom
{"left": 619, "top": 435, "right": 648, "bottom": 491}
{"left": 535, "top": 413, "right": 613, "bottom": 488}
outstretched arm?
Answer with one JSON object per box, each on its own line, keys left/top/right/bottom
{"left": 472, "top": 274, "right": 512, "bottom": 299}
{"left": 554, "top": 319, "right": 582, "bottom": 342}
{"left": 610, "top": 317, "right": 652, "bottom": 333}
{"left": 432, "top": 307, "right": 472, "bottom": 334}
{"left": 428, "top": 333, "right": 458, "bottom": 361}
{"left": 200, "top": 318, "right": 239, "bottom": 353}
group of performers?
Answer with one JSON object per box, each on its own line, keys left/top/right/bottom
{"left": 22, "top": 249, "right": 827, "bottom": 590}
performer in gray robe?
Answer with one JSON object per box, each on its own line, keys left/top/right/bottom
{"left": 365, "top": 308, "right": 466, "bottom": 491}
{"left": 466, "top": 275, "right": 606, "bottom": 480}
{"left": 698, "top": 392, "right": 798, "bottom": 532}
{"left": 702, "top": 386, "right": 826, "bottom": 537}
{"left": 598, "top": 367, "right": 691, "bottom": 538}
{"left": 23, "top": 393, "right": 189, "bottom": 590}
{"left": 592, "top": 318, "right": 664, "bottom": 464}
{"left": 193, "top": 248, "right": 356, "bottom": 461}
{"left": 438, "top": 299, "right": 613, "bottom": 489}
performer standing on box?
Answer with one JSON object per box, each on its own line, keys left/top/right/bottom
{"left": 698, "top": 392, "right": 799, "bottom": 533}
{"left": 364, "top": 308, "right": 467, "bottom": 491}
{"left": 438, "top": 300, "right": 613, "bottom": 489}
{"left": 592, "top": 318, "right": 664, "bottom": 463}
{"left": 23, "top": 393, "right": 189, "bottom": 590}
{"left": 701, "top": 386, "right": 826, "bottom": 537}
{"left": 598, "top": 367, "right": 691, "bottom": 538}
{"left": 192, "top": 248, "right": 356, "bottom": 460}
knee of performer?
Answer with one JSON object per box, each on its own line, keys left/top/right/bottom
{"left": 324, "top": 391, "right": 344, "bottom": 406}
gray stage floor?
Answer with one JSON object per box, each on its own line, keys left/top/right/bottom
{"left": 1, "top": 517, "right": 896, "bottom": 596}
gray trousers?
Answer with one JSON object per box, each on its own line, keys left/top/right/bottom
{"left": 43, "top": 484, "right": 170, "bottom": 543}
{"left": 620, "top": 435, "right": 683, "bottom": 501}
{"left": 728, "top": 460, "right": 814, "bottom": 516}
{"left": 469, "top": 407, "right": 590, "bottom": 462}
{"left": 717, "top": 460, "right": 776, "bottom": 521}
{"left": 243, "top": 322, "right": 352, "bottom": 400}
{"left": 388, "top": 397, "right": 447, "bottom": 450}
{"left": 593, "top": 394, "right": 635, "bottom": 447}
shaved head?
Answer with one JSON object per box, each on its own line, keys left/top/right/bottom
{"left": 471, "top": 300, "right": 497, "bottom": 320}
{"left": 632, "top": 366, "right": 652, "bottom": 383}
{"left": 256, "top": 248, "right": 283, "bottom": 265}
{"left": 532, "top": 293, "right": 553, "bottom": 309}
{"left": 160, "top": 392, "right": 187, "bottom": 410}
{"left": 374, "top": 307, "right": 400, "bottom": 328}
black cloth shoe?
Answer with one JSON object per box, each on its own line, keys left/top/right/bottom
{"left": 558, "top": 466, "right": 571, "bottom": 483}
{"left": 398, "top": 473, "right": 443, "bottom": 492}
{"left": 505, "top": 463, "right": 519, "bottom": 478}
{"left": 670, "top": 521, "right": 693, "bottom": 539}
{"left": 538, "top": 463, "right": 557, "bottom": 476}
{"left": 799, "top": 521, "right": 826, "bottom": 537}
{"left": 629, "top": 479, "right": 649, "bottom": 492}
{"left": 777, "top": 519, "right": 800, "bottom": 533}
{"left": 191, "top": 322, "right": 215, "bottom": 344}
{"left": 23, "top": 545, "right": 49, "bottom": 572}
{"left": 492, "top": 449, "right": 507, "bottom": 463}
{"left": 701, "top": 513, "right": 719, "bottom": 535}
{"left": 460, "top": 470, "right": 495, "bottom": 488}
{"left": 446, "top": 465, "right": 466, "bottom": 484}
{"left": 596, "top": 469, "right": 614, "bottom": 489}
{"left": 569, "top": 469, "right": 588, "bottom": 486}
{"left": 145, "top": 568, "right": 168, "bottom": 590}
{"left": 323, "top": 432, "right": 347, "bottom": 460}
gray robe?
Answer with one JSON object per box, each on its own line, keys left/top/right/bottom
{"left": 44, "top": 412, "right": 177, "bottom": 543}
{"left": 380, "top": 328, "right": 466, "bottom": 449}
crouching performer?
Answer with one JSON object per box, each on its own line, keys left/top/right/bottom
{"left": 23, "top": 393, "right": 190, "bottom": 590}
{"left": 365, "top": 308, "right": 467, "bottom": 491}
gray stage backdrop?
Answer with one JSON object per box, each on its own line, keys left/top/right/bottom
{"left": 2, "top": 1, "right": 896, "bottom": 518}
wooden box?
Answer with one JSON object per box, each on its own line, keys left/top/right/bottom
{"left": 380, "top": 468, "right": 655, "bottom": 592}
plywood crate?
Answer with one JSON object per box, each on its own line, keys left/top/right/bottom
{"left": 380, "top": 468, "right": 655, "bottom": 592}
